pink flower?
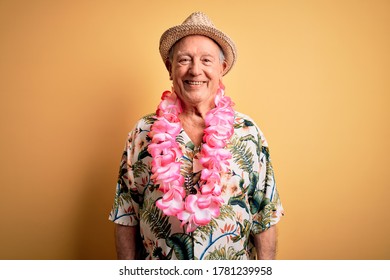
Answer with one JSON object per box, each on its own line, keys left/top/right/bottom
{"left": 156, "top": 189, "right": 184, "bottom": 216}
{"left": 156, "top": 91, "right": 182, "bottom": 117}
{"left": 205, "top": 122, "right": 233, "bottom": 134}
{"left": 201, "top": 181, "right": 223, "bottom": 196}
{"left": 200, "top": 168, "right": 221, "bottom": 183}
{"left": 203, "top": 127, "right": 232, "bottom": 148}
{"left": 206, "top": 109, "right": 234, "bottom": 126}
{"left": 158, "top": 177, "right": 185, "bottom": 194}
{"left": 148, "top": 140, "right": 181, "bottom": 158}
{"left": 151, "top": 161, "right": 182, "bottom": 182}
{"left": 199, "top": 144, "right": 232, "bottom": 172}
{"left": 178, "top": 194, "right": 223, "bottom": 233}
{"left": 200, "top": 169, "right": 222, "bottom": 195}
{"left": 216, "top": 95, "right": 234, "bottom": 109}
{"left": 149, "top": 114, "right": 181, "bottom": 137}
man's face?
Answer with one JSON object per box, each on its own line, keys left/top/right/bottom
{"left": 168, "top": 35, "right": 227, "bottom": 109}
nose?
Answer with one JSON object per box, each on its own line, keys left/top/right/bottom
{"left": 189, "top": 59, "right": 201, "bottom": 76}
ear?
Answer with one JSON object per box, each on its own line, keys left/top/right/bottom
{"left": 221, "top": 60, "right": 227, "bottom": 75}
{"left": 165, "top": 59, "right": 173, "bottom": 80}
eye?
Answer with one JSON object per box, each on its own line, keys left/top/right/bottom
{"left": 202, "top": 57, "right": 213, "bottom": 65}
{"left": 178, "top": 57, "right": 191, "bottom": 64}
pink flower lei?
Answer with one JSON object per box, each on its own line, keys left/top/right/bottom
{"left": 147, "top": 85, "right": 235, "bottom": 233}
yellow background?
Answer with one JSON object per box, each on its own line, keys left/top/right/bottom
{"left": 0, "top": 0, "right": 389, "bottom": 260}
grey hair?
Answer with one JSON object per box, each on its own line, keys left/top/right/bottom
{"left": 168, "top": 40, "right": 225, "bottom": 64}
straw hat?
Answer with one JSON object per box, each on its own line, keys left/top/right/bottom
{"left": 159, "top": 12, "right": 237, "bottom": 76}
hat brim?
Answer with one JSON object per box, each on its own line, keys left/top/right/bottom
{"left": 159, "top": 24, "right": 237, "bottom": 76}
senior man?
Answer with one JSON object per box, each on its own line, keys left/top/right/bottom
{"left": 109, "top": 12, "right": 284, "bottom": 260}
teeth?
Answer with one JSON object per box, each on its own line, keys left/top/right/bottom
{"left": 187, "top": 81, "right": 203, "bottom": 85}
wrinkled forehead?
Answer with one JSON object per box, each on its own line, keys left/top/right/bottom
{"left": 170, "top": 35, "right": 224, "bottom": 57}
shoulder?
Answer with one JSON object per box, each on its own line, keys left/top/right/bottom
{"left": 133, "top": 113, "right": 156, "bottom": 129}
{"left": 234, "top": 111, "right": 257, "bottom": 126}
{"left": 125, "top": 113, "right": 156, "bottom": 142}
{"left": 233, "top": 111, "right": 269, "bottom": 147}
{"left": 128, "top": 113, "right": 156, "bottom": 133}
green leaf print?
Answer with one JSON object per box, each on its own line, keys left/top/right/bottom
{"left": 233, "top": 117, "right": 254, "bottom": 129}
{"left": 240, "top": 134, "right": 261, "bottom": 158}
{"left": 243, "top": 119, "right": 254, "bottom": 127}
{"left": 176, "top": 134, "right": 185, "bottom": 146}
{"left": 231, "top": 219, "right": 251, "bottom": 244}
{"left": 142, "top": 113, "right": 156, "bottom": 124}
{"left": 140, "top": 198, "right": 171, "bottom": 240}
{"left": 137, "top": 147, "right": 151, "bottom": 161}
{"left": 247, "top": 172, "right": 259, "bottom": 196}
{"left": 132, "top": 160, "right": 149, "bottom": 178}
{"left": 253, "top": 202, "right": 275, "bottom": 232}
{"left": 228, "top": 194, "right": 249, "bottom": 213}
{"left": 114, "top": 191, "right": 132, "bottom": 210}
{"left": 185, "top": 141, "right": 195, "bottom": 150}
{"left": 204, "top": 246, "right": 246, "bottom": 260}
{"left": 249, "top": 190, "right": 264, "bottom": 215}
{"left": 166, "top": 233, "right": 194, "bottom": 260}
{"left": 129, "top": 188, "right": 142, "bottom": 206}
{"left": 260, "top": 197, "right": 270, "bottom": 212}
{"left": 228, "top": 137, "right": 254, "bottom": 173}
{"left": 194, "top": 205, "right": 236, "bottom": 242}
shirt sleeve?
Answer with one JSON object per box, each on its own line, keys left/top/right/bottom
{"left": 251, "top": 129, "right": 284, "bottom": 234}
{"left": 108, "top": 129, "right": 139, "bottom": 226}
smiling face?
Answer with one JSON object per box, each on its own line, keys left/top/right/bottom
{"left": 167, "top": 35, "right": 227, "bottom": 111}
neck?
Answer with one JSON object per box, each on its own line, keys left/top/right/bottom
{"left": 179, "top": 111, "right": 206, "bottom": 147}
{"left": 180, "top": 100, "right": 214, "bottom": 120}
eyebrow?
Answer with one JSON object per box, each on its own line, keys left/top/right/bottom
{"left": 169, "top": 47, "right": 225, "bottom": 63}
{"left": 176, "top": 51, "right": 216, "bottom": 57}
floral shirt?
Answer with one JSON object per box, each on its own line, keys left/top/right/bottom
{"left": 109, "top": 111, "right": 284, "bottom": 260}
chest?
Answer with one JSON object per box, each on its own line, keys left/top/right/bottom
{"left": 181, "top": 124, "right": 204, "bottom": 147}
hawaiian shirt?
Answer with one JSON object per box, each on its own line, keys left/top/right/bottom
{"left": 109, "top": 111, "right": 284, "bottom": 260}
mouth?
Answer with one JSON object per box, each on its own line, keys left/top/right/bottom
{"left": 184, "top": 80, "right": 206, "bottom": 86}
